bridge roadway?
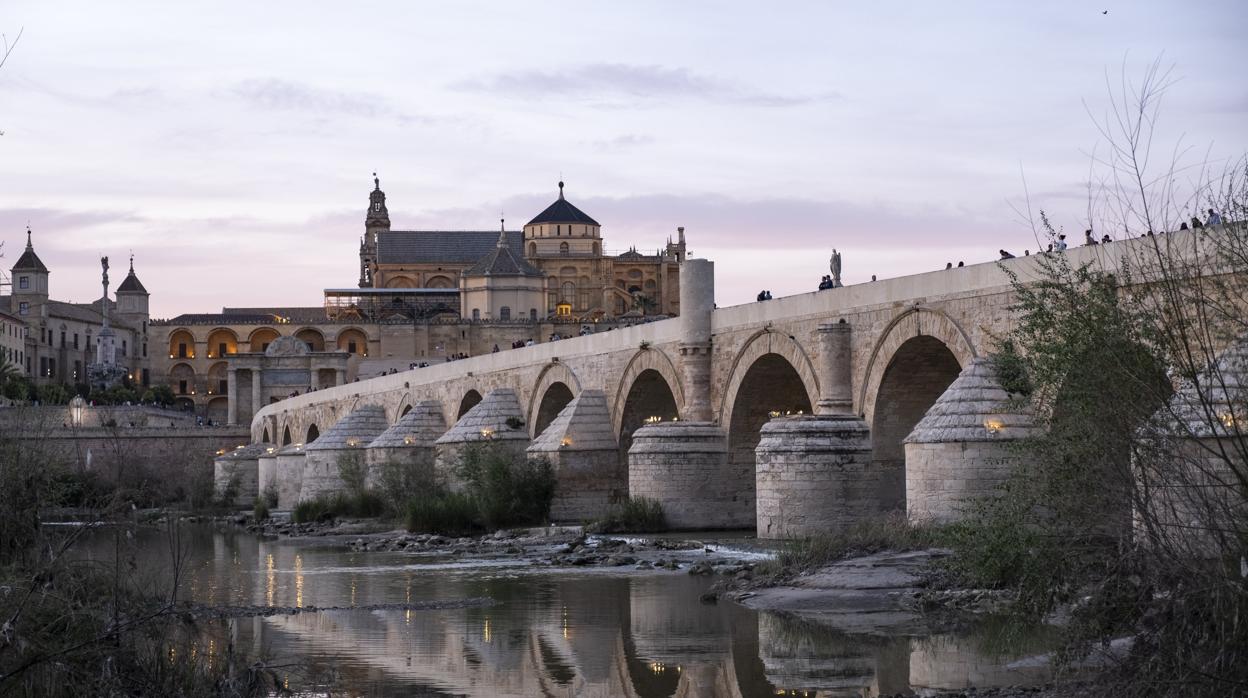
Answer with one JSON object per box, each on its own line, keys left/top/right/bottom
{"left": 248, "top": 231, "right": 1214, "bottom": 533}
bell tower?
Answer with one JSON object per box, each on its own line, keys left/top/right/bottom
{"left": 360, "top": 173, "right": 389, "bottom": 288}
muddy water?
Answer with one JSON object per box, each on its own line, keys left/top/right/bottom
{"left": 76, "top": 525, "right": 1053, "bottom": 697}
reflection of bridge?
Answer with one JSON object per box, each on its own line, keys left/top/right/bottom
{"left": 197, "top": 532, "right": 1050, "bottom": 696}
{"left": 248, "top": 233, "right": 1224, "bottom": 534}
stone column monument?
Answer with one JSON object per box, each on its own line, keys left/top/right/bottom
{"left": 87, "top": 256, "right": 128, "bottom": 388}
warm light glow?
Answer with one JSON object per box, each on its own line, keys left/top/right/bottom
{"left": 560, "top": 437, "right": 573, "bottom": 447}
{"left": 403, "top": 435, "right": 415, "bottom": 445}
{"left": 984, "top": 419, "right": 1004, "bottom": 434}
{"left": 215, "top": 449, "right": 226, "bottom": 456}
{"left": 768, "top": 410, "right": 781, "bottom": 418}
{"left": 265, "top": 447, "right": 275, "bottom": 454}
{"left": 1219, "top": 412, "right": 1237, "bottom": 429}
{"left": 346, "top": 437, "right": 360, "bottom": 447}
{"left": 235, "top": 444, "right": 245, "bottom": 450}
{"left": 644, "top": 415, "right": 662, "bottom": 424}
{"left": 480, "top": 428, "right": 495, "bottom": 438}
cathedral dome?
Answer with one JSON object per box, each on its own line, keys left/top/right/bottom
{"left": 525, "top": 181, "right": 600, "bottom": 226}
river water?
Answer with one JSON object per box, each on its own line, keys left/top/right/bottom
{"left": 75, "top": 525, "right": 1053, "bottom": 697}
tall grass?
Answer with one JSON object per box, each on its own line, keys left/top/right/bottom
{"left": 757, "top": 513, "right": 950, "bottom": 579}
{"left": 291, "top": 492, "right": 385, "bottom": 524}
{"left": 586, "top": 497, "right": 666, "bottom": 533}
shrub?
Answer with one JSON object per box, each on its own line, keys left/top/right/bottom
{"left": 253, "top": 496, "right": 270, "bottom": 521}
{"left": 291, "top": 492, "right": 385, "bottom": 524}
{"left": 406, "top": 491, "right": 478, "bottom": 535}
{"left": 337, "top": 451, "right": 368, "bottom": 498}
{"left": 586, "top": 496, "right": 666, "bottom": 533}
{"left": 458, "top": 445, "right": 556, "bottom": 529}
{"left": 374, "top": 456, "right": 436, "bottom": 516}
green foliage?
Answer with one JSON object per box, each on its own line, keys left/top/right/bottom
{"left": 401, "top": 444, "right": 557, "bottom": 534}
{"left": 406, "top": 491, "right": 478, "bottom": 535}
{"left": 336, "top": 450, "right": 368, "bottom": 498}
{"left": 374, "top": 455, "right": 436, "bottom": 516}
{"left": 990, "top": 338, "right": 1032, "bottom": 397}
{"left": 253, "top": 496, "right": 270, "bottom": 521}
{"left": 141, "top": 384, "right": 176, "bottom": 406}
{"left": 291, "top": 492, "right": 386, "bottom": 524}
{"left": 35, "top": 382, "right": 70, "bottom": 405}
{"left": 2, "top": 376, "right": 29, "bottom": 400}
{"left": 757, "top": 513, "right": 949, "bottom": 580}
{"left": 586, "top": 496, "right": 666, "bottom": 533}
{"left": 458, "top": 444, "right": 556, "bottom": 529}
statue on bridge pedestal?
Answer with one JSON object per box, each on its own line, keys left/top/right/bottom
{"left": 829, "top": 249, "right": 843, "bottom": 288}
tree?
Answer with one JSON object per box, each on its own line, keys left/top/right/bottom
{"left": 956, "top": 60, "right": 1248, "bottom": 696}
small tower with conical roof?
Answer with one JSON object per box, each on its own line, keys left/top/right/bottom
{"left": 114, "top": 253, "right": 150, "bottom": 327}
{"left": 360, "top": 173, "right": 389, "bottom": 288}
{"left": 10, "top": 227, "right": 49, "bottom": 319}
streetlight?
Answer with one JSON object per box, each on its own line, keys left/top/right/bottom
{"left": 69, "top": 395, "right": 87, "bottom": 427}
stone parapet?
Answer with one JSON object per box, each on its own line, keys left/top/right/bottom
{"left": 628, "top": 421, "right": 744, "bottom": 529}
{"left": 755, "top": 414, "right": 875, "bottom": 538}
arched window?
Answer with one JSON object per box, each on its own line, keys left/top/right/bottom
{"left": 559, "top": 242, "right": 569, "bottom": 255}
{"left": 499, "top": 306, "right": 511, "bottom": 321}
{"left": 528, "top": 242, "right": 537, "bottom": 256}
{"left": 472, "top": 308, "right": 480, "bottom": 321}
{"left": 561, "top": 281, "right": 575, "bottom": 303}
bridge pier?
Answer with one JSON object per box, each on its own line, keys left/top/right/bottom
{"left": 364, "top": 400, "right": 446, "bottom": 490}
{"left": 526, "top": 390, "right": 622, "bottom": 523}
{"left": 903, "top": 357, "right": 1035, "bottom": 524}
{"left": 433, "top": 388, "right": 530, "bottom": 491}
{"left": 213, "top": 442, "right": 271, "bottom": 507}
{"left": 755, "top": 320, "right": 878, "bottom": 538}
{"left": 271, "top": 443, "right": 306, "bottom": 509}
{"left": 299, "top": 405, "right": 390, "bottom": 503}
{"left": 628, "top": 421, "right": 737, "bottom": 529}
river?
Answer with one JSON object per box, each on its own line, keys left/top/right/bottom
{"left": 74, "top": 524, "right": 1053, "bottom": 697}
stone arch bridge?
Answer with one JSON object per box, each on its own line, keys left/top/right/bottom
{"left": 247, "top": 235, "right": 1213, "bottom": 535}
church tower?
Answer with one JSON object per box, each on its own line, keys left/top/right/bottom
{"left": 10, "top": 227, "right": 49, "bottom": 320}
{"left": 360, "top": 173, "right": 389, "bottom": 288}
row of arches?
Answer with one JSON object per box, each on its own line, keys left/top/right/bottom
{"left": 167, "top": 326, "right": 370, "bottom": 358}
{"left": 259, "top": 307, "right": 974, "bottom": 520}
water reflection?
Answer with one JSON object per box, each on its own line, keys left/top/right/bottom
{"left": 77, "top": 526, "right": 1052, "bottom": 697}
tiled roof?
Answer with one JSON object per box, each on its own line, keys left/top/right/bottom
{"left": 12, "top": 244, "right": 48, "bottom": 273}
{"left": 463, "top": 240, "right": 542, "bottom": 277}
{"left": 116, "top": 270, "right": 148, "bottom": 294}
{"left": 377, "top": 230, "right": 525, "bottom": 265}
{"left": 525, "top": 197, "right": 600, "bottom": 227}
{"left": 905, "top": 358, "right": 1036, "bottom": 444}
{"left": 369, "top": 400, "right": 447, "bottom": 448}
{"left": 435, "top": 388, "right": 528, "bottom": 444}
{"left": 305, "top": 405, "right": 390, "bottom": 452}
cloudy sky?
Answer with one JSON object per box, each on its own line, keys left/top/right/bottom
{"left": 0, "top": 1, "right": 1244, "bottom": 316}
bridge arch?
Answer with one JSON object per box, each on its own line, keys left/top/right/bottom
{"left": 281, "top": 424, "right": 292, "bottom": 446}
{"left": 718, "top": 332, "right": 819, "bottom": 525}
{"left": 528, "top": 362, "right": 582, "bottom": 437}
{"left": 870, "top": 333, "right": 965, "bottom": 512}
{"left": 717, "top": 329, "right": 819, "bottom": 429}
{"left": 859, "top": 306, "right": 976, "bottom": 422}
{"left": 611, "top": 347, "right": 684, "bottom": 438}
{"left": 614, "top": 349, "right": 683, "bottom": 465}
{"left": 457, "top": 389, "right": 483, "bottom": 420}
{"left": 305, "top": 423, "right": 320, "bottom": 443}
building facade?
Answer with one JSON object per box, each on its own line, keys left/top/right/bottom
{"left": 149, "top": 178, "right": 688, "bottom": 421}
{"left": 1, "top": 230, "right": 151, "bottom": 387}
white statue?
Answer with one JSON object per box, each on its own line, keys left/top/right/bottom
{"left": 829, "top": 249, "right": 842, "bottom": 288}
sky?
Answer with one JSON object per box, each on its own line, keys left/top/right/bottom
{"left": 0, "top": 1, "right": 1245, "bottom": 317}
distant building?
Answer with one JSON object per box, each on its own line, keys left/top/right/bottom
{"left": 147, "top": 178, "right": 688, "bottom": 423}
{"left": 1, "top": 229, "right": 150, "bottom": 387}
